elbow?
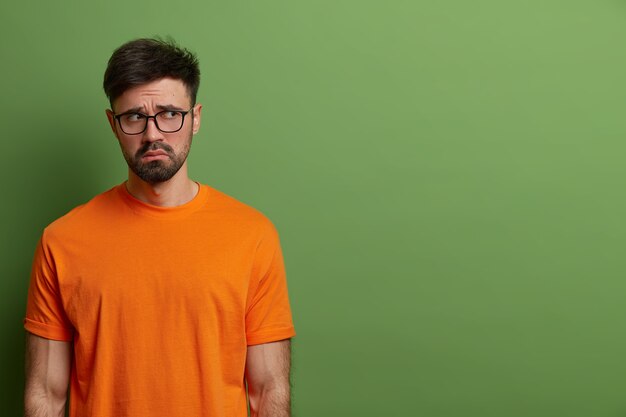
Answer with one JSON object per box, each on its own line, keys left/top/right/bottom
{"left": 24, "top": 385, "right": 67, "bottom": 417}
{"left": 248, "top": 382, "right": 291, "bottom": 417}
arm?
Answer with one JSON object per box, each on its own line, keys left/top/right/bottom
{"left": 24, "top": 332, "right": 71, "bottom": 417}
{"left": 245, "top": 339, "right": 292, "bottom": 417}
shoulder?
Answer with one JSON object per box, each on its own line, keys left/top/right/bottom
{"left": 200, "top": 184, "right": 279, "bottom": 237}
{"left": 43, "top": 185, "right": 122, "bottom": 241}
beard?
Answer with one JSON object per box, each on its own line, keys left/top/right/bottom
{"left": 122, "top": 135, "right": 191, "bottom": 184}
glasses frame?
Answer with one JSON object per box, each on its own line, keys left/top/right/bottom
{"left": 114, "top": 108, "right": 193, "bottom": 135}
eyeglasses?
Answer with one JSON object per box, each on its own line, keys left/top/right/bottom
{"left": 114, "top": 109, "right": 193, "bottom": 135}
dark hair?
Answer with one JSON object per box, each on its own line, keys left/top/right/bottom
{"left": 103, "top": 38, "right": 200, "bottom": 108}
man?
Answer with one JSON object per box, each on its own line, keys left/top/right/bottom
{"left": 23, "top": 38, "right": 295, "bottom": 417}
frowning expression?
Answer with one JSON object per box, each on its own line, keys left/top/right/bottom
{"left": 106, "top": 77, "right": 202, "bottom": 184}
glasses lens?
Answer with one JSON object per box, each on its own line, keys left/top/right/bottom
{"left": 119, "top": 113, "right": 147, "bottom": 135}
{"left": 156, "top": 111, "right": 184, "bottom": 133}
{"left": 118, "top": 111, "right": 186, "bottom": 134}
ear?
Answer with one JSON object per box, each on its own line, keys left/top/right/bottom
{"left": 192, "top": 104, "right": 202, "bottom": 135}
{"left": 105, "top": 109, "right": 118, "bottom": 137}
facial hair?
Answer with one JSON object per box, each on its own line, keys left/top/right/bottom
{"left": 122, "top": 134, "right": 192, "bottom": 184}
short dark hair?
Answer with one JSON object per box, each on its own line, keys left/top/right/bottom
{"left": 103, "top": 38, "right": 200, "bottom": 108}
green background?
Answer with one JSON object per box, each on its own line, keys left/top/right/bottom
{"left": 2, "top": 1, "right": 626, "bottom": 416}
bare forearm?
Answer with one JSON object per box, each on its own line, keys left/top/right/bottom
{"left": 246, "top": 339, "right": 292, "bottom": 417}
{"left": 249, "top": 386, "right": 291, "bottom": 417}
{"left": 24, "top": 334, "right": 70, "bottom": 417}
{"left": 24, "top": 390, "right": 66, "bottom": 417}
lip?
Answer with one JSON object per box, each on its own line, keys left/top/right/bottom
{"left": 143, "top": 150, "right": 169, "bottom": 157}
{"left": 142, "top": 154, "right": 169, "bottom": 162}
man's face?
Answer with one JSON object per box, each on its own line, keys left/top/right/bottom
{"left": 106, "top": 78, "right": 202, "bottom": 184}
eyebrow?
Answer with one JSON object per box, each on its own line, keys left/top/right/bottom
{"left": 116, "top": 104, "right": 187, "bottom": 114}
{"left": 156, "top": 104, "right": 186, "bottom": 111}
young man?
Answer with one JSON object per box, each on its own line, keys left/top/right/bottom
{"left": 23, "top": 38, "right": 295, "bottom": 417}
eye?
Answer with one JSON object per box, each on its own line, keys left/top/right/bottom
{"left": 160, "top": 111, "right": 181, "bottom": 119}
{"left": 122, "top": 113, "right": 146, "bottom": 122}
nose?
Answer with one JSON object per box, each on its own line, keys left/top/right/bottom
{"left": 142, "top": 117, "right": 164, "bottom": 142}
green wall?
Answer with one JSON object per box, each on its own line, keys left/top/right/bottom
{"left": 2, "top": 1, "right": 626, "bottom": 416}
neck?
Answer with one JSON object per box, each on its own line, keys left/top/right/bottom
{"left": 125, "top": 165, "right": 199, "bottom": 207}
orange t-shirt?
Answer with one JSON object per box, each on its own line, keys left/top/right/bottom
{"left": 24, "top": 183, "right": 295, "bottom": 417}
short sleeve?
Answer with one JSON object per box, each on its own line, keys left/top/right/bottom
{"left": 245, "top": 223, "right": 296, "bottom": 346}
{"left": 24, "top": 233, "right": 74, "bottom": 341}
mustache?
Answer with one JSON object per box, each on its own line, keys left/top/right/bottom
{"left": 135, "top": 142, "right": 175, "bottom": 159}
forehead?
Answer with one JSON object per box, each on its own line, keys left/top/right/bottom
{"left": 113, "top": 78, "right": 190, "bottom": 112}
